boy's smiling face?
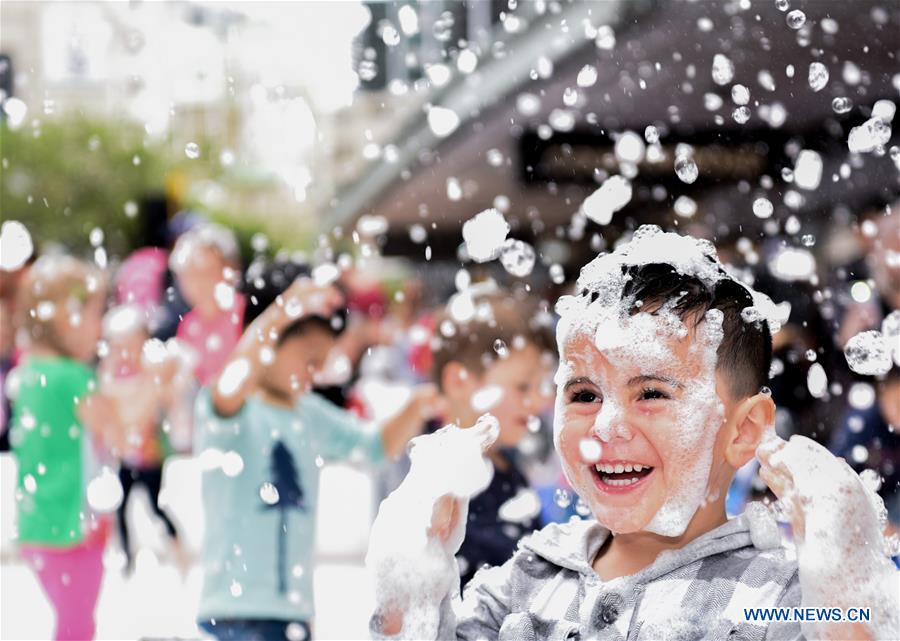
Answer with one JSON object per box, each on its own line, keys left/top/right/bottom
{"left": 554, "top": 311, "right": 735, "bottom": 536}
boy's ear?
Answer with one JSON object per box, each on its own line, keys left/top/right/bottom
{"left": 441, "top": 362, "right": 474, "bottom": 403}
{"left": 724, "top": 392, "right": 776, "bottom": 469}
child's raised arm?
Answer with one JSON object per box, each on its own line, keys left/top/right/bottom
{"left": 210, "top": 278, "right": 343, "bottom": 417}
{"left": 757, "top": 432, "right": 899, "bottom": 641}
{"left": 378, "top": 384, "right": 447, "bottom": 459}
{"left": 366, "top": 415, "right": 501, "bottom": 640}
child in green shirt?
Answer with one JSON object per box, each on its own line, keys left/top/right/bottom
{"left": 10, "top": 254, "right": 119, "bottom": 641}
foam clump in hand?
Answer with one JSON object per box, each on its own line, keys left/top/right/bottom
{"left": 757, "top": 429, "right": 900, "bottom": 639}
{"left": 366, "top": 415, "right": 499, "bottom": 640}
{"left": 405, "top": 413, "right": 499, "bottom": 500}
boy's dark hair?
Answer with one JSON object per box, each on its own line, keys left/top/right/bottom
{"left": 241, "top": 258, "right": 346, "bottom": 343}
{"left": 617, "top": 263, "right": 772, "bottom": 399}
{"left": 430, "top": 289, "right": 555, "bottom": 390}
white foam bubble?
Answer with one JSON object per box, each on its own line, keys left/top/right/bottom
{"left": 793, "top": 150, "right": 823, "bottom": 190}
{"left": 807, "top": 62, "right": 829, "bottom": 92}
{"left": 806, "top": 363, "right": 828, "bottom": 398}
{"left": 848, "top": 116, "right": 892, "bottom": 153}
{"left": 462, "top": 208, "right": 509, "bottom": 263}
{"left": 86, "top": 466, "right": 124, "bottom": 512}
{"left": 427, "top": 106, "right": 460, "bottom": 138}
{"left": 497, "top": 488, "right": 542, "bottom": 523}
{"left": 844, "top": 330, "right": 893, "bottom": 376}
{"left": 471, "top": 385, "right": 504, "bottom": 413}
{"left": 579, "top": 438, "right": 602, "bottom": 463}
{"left": 712, "top": 54, "right": 735, "bottom": 85}
{"left": 217, "top": 358, "right": 251, "bottom": 397}
{"left": 0, "top": 221, "right": 34, "bottom": 271}
{"left": 500, "top": 239, "right": 536, "bottom": 277}
{"left": 581, "top": 175, "right": 633, "bottom": 225}
{"left": 103, "top": 305, "right": 145, "bottom": 338}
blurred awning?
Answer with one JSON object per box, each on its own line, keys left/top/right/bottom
{"left": 325, "top": 0, "right": 900, "bottom": 259}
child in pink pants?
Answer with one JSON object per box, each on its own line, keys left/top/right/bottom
{"left": 10, "top": 256, "right": 120, "bottom": 640}
{"left": 20, "top": 524, "right": 108, "bottom": 640}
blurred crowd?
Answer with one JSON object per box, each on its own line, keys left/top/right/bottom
{"left": 0, "top": 195, "right": 898, "bottom": 640}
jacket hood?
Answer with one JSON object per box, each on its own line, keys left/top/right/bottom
{"left": 520, "top": 509, "right": 782, "bottom": 583}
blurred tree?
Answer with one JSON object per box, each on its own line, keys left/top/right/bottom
{"left": 1, "top": 113, "right": 318, "bottom": 262}
{"left": 0, "top": 113, "right": 168, "bottom": 256}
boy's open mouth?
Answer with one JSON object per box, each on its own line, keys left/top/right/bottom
{"left": 592, "top": 461, "right": 655, "bottom": 492}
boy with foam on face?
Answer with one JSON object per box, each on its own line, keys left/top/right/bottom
{"left": 367, "top": 225, "right": 898, "bottom": 641}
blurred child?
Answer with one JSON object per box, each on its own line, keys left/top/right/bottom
{"left": 195, "top": 258, "right": 443, "bottom": 641}
{"left": 9, "top": 255, "right": 120, "bottom": 641}
{"left": 98, "top": 304, "right": 193, "bottom": 572}
{"left": 1, "top": 256, "right": 32, "bottom": 450}
{"left": 1, "top": 297, "right": 16, "bottom": 448}
{"left": 169, "top": 223, "right": 244, "bottom": 386}
{"left": 368, "top": 226, "right": 897, "bottom": 641}
{"left": 830, "top": 367, "right": 900, "bottom": 538}
{"left": 428, "top": 286, "right": 556, "bottom": 585}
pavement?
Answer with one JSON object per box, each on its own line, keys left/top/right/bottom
{"left": 0, "top": 454, "right": 376, "bottom": 640}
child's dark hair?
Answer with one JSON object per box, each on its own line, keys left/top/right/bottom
{"left": 241, "top": 258, "right": 346, "bottom": 343}
{"left": 619, "top": 263, "right": 772, "bottom": 399}
{"left": 430, "top": 289, "right": 556, "bottom": 390}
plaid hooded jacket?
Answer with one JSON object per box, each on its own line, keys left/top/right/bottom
{"left": 376, "top": 511, "right": 806, "bottom": 641}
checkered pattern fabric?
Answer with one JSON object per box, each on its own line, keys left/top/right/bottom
{"left": 375, "top": 514, "right": 806, "bottom": 640}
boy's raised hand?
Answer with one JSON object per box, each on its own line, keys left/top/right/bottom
{"left": 408, "top": 384, "right": 449, "bottom": 421}
{"left": 212, "top": 278, "right": 344, "bottom": 417}
{"left": 276, "top": 278, "right": 344, "bottom": 323}
{"left": 366, "top": 415, "right": 500, "bottom": 639}
{"left": 757, "top": 431, "right": 898, "bottom": 640}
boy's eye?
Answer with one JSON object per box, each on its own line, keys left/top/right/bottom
{"left": 639, "top": 387, "right": 669, "bottom": 401}
{"left": 570, "top": 389, "right": 600, "bottom": 404}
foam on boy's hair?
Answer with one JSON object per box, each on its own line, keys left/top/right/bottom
{"left": 556, "top": 225, "right": 782, "bottom": 396}
{"left": 553, "top": 225, "right": 781, "bottom": 537}
{"left": 169, "top": 222, "right": 240, "bottom": 272}
{"left": 622, "top": 264, "right": 773, "bottom": 398}
{"left": 557, "top": 225, "right": 783, "bottom": 343}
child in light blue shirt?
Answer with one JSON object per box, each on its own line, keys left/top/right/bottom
{"left": 196, "top": 259, "right": 441, "bottom": 641}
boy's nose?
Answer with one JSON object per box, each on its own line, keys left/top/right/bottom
{"left": 592, "top": 404, "right": 633, "bottom": 442}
